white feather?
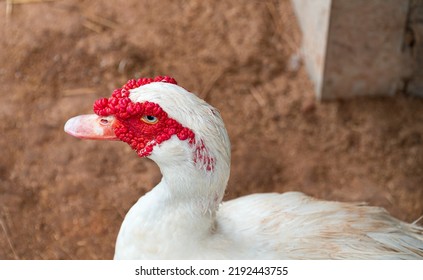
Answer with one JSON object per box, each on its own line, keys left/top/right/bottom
{"left": 112, "top": 82, "right": 423, "bottom": 259}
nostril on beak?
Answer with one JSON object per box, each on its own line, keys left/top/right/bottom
{"left": 100, "top": 118, "right": 109, "bottom": 125}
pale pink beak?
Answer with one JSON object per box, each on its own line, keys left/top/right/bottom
{"left": 64, "top": 114, "right": 119, "bottom": 140}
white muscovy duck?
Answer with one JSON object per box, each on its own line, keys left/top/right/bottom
{"left": 64, "top": 76, "right": 423, "bottom": 259}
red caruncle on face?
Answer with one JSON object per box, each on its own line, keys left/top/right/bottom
{"left": 113, "top": 101, "right": 194, "bottom": 157}
{"left": 93, "top": 76, "right": 195, "bottom": 157}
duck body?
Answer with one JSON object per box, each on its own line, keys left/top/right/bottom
{"left": 64, "top": 76, "right": 423, "bottom": 259}
{"left": 115, "top": 188, "right": 423, "bottom": 259}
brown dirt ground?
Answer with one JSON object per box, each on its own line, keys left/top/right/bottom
{"left": 0, "top": 0, "right": 422, "bottom": 260}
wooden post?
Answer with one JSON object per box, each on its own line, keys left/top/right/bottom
{"left": 292, "top": 0, "right": 416, "bottom": 100}
{"left": 291, "top": 0, "right": 331, "bottom": 99}
{"left": 408, "top": 0, "right": 423, "bottom": 97}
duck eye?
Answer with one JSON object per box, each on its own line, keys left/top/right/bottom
{"left": 141, "top": 115, "right": 159, "bottom": 124}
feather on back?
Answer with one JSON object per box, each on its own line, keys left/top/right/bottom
{"left": 217, "top": 192, "right": 423, "bottom": 259}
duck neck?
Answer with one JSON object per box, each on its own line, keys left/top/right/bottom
{"left": 157, "top": 158, "right": 229, "bottom": 216}
{"left": 149, "top": 135, "right": 231, "bottom": 216}
{"left": 147, "top": 179, "right": 218, "bottom": 239}
{"left": 115, "top": 135, "right": 231, "bottom": 258}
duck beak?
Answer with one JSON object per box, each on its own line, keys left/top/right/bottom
{"left": 64, "top": 114, "right": 119, "bottom": 140}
